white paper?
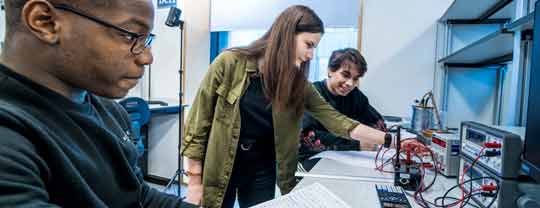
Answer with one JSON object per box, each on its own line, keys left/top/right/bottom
{"left": 399, "top": 130, "right": 419, "bottom": 140}
{"left": 294, "top": 172, "right": 394, "bottom": 184}
{"left": 309, "top": 150, "right": 396, "bottom": 169}
{"left": 251, "top": 183, "right": 352, "bottom": 208}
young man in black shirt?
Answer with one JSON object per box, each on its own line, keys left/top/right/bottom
{"left": 300, "top": 48, "right": 386, "bottom": 167}
{"left": 0, "top": 0, "right": 194, "bottom": 207}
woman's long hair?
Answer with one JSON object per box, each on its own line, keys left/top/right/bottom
{"left": 230, "top": 5, "right": 324, "bottom": 114}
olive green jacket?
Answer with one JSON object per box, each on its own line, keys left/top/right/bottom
{"left": 181, "top": 51, "right": 359, "bottom": 208}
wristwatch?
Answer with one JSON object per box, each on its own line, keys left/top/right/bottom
{"left": 383, "top": 133, "right": 392, "bottom": 148}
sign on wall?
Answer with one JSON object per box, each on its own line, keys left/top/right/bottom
{"left": 157, "top": 0, "right": 176, "bottom": 9}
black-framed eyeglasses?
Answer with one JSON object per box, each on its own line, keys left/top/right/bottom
{"left": 53, "top": 3, "right": 155, "bottom": 55}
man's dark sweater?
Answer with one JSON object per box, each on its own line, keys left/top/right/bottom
{"left": 0, "top": 65, "right": 189, "bottom": 207}
{"left": 300, "top": 80, "right": 383, "bottom": 161}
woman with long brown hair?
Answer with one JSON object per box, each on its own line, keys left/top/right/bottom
{"left": 181, "top": 5, "right": 391, "bottom": 208}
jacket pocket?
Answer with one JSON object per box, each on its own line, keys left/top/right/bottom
{"left": 215, "top": 84, "right": 238, "bottom": 124}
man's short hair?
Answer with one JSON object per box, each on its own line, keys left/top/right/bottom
{"left": 4, "top": 0, "right": 29, "bottom": 30}
{"left": 4, "top": 0, "right": 111, "bottom": 35}
{"left": 328, "top": 48, "right": 368, "bottom": 77}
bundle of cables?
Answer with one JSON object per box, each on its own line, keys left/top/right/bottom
{"left": 434, "top": 147, "right": 499, "bottom": 208}
{"left": 374, "top": 126, "right": 499, "bottom": 208}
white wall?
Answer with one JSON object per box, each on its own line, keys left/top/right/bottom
{"left": 148, "top": 5, "right": 181, "bottom": 100}
{"left": 146, "top": 0, "right": 211, "bottom": 180}
{"left": 139, "top": 0, "right": 184, "bottom": 180}
{"left": 128, "top": 1, "right": 182, "bottom": 100}
{"left": 183, "top": 1, "right": 211, "bottom": 106}
{"left": 210, "top": 0, "right": 359, "bottom": 31}
{"left": 360, "top": 0, "right": 453, "bottom": 118}
{"left": 0, "top": 1, "right": 5, "bottom": 53}
{"left": 179, "top": 0, "right": 212, "bottom": 182}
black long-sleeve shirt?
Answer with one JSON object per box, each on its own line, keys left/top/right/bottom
{"left": 300, "top": 80, "right": 383, "bottom": 161}
{"left": 0, "top": 64, "right": 191, "bottom": 207}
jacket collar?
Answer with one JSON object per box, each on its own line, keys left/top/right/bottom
{"left": 245, "top": 58, "right": 258, "bottom": 73}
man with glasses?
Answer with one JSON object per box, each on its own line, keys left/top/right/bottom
{"left": 0, "top": 0, "right": 194, "bottom": 207}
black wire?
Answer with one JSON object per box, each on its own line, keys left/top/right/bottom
{"left": 421, "top": 149, "right": 438, "bottom": 191}
{"left": 485, "top": 185, "right": 500, "bottom": 208}
{"left": 459, "top": 155, "right": 499, "bottom": 208}
{"left": 433, "top": 196, "right": 480, "bottom": 208}
{"left": 459, "top": 192, "right": 476, "bottom": 208}
{"left": 393, "top": 134, "right": 486, "bottom": 208}
{"left": 412, "top": 152, "right": 432, "bottom": 208}
{"left": 378, "top": 151, "right": 398, "bottom": 171}
{"left": 390, "top": 138, "right": 498, "bottom": 208}
{"left": 458, "top": 186, "right": 499, "bottom": 208}
{"left": 404, "top": 190, "right": 429, "bottom": 208}
{"left": 414, "top": 165, "right": 429, "bottom": 208}
{"left": 440, "top": 177, "right": 495, "bottom": 207}
{"left": 404, "top": 141, "right": 438, "bottom": 208}
{"left": 461, "top": 168, "right": 474, "bottom": 208}
{"left": 411, "top": 190, "right": 483, "bottom": 208}
{"left": 444, "top": 155, "right": 483, "bottom": 206}
{"left": 460, "top": 193, "right": 472, "bottom": 208}
{"left": 392, "top": 139, "right": 438, "bottom": 208}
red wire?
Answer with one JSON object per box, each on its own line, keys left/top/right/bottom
{"left": 403, "top": 139, "right": 490, "bottom": 208}
{"left": 374, "top": 142, "right": 384, "bottom": 170}
{"left": 378, "top": 148, "right": 392, "bottom": 170}
{"left": 459, "top": 147, "right": 485, "bottom": 207}
{"left": 373, "top": 136, "right": 429, "bottom": 173}
{"left": 434, "top": 189, "right": 482, "bottom": 207}
{"left": 406, "top": 139, "right": 440, "bottom": 207}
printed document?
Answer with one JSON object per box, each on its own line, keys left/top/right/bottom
{"left": 251, "top": 183, "right": 351, "bottom": 208}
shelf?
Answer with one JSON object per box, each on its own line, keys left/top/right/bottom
{"left": 440, "top": 0, "right": 514, "bottom": 22}
{"left": 438, "top": 29, "right": 514, "bottom": 65}
{"left": 490, "top": 0, "right": 515, "bottom": 19}
{"left": 506, "top": 12, "right": 534, "bottom": 32}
